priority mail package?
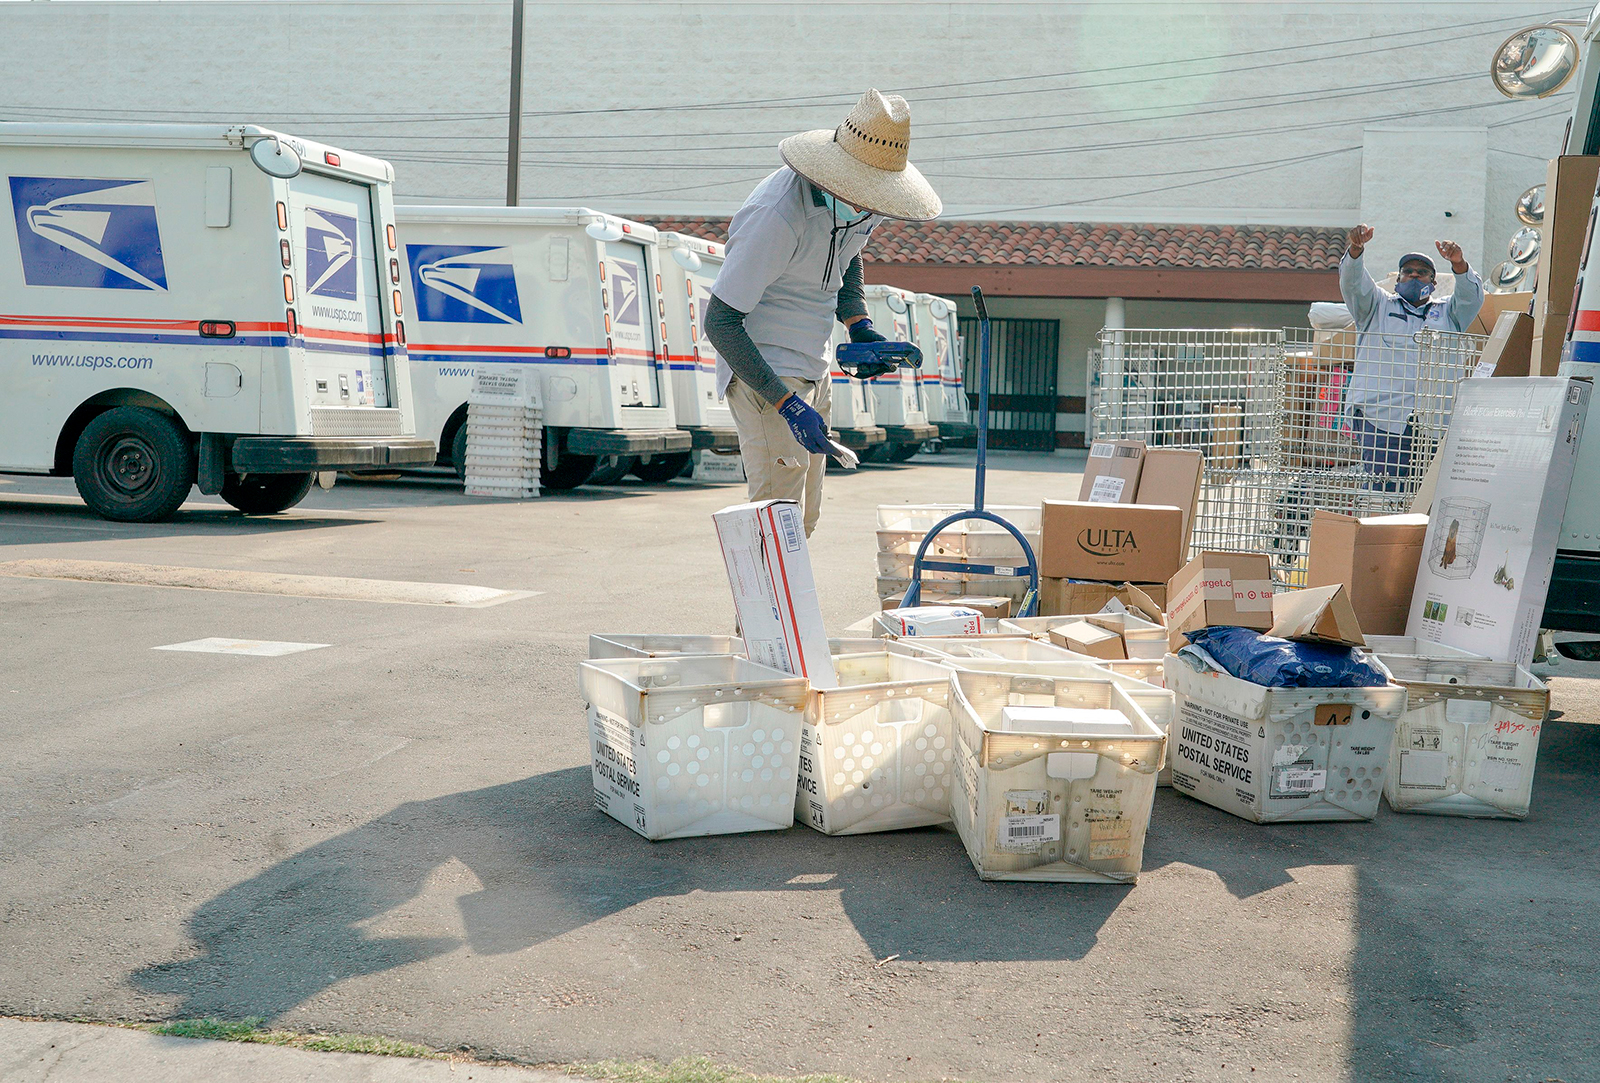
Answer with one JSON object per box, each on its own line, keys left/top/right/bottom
{"left": 875, "top": 606, "right": 984, "bottom": 637}
{"left": 1406, "top": 378, "right": 1590, "bottom": 665}
{"left": 713, "top": 500, "right": 837, "bottom": 688}
{"left": 1078, "top": 440, "right": 1146, "bottom": 503}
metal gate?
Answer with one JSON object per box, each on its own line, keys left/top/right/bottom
{"left": 959, "top": 316, "right": 1058, "bottom": 451}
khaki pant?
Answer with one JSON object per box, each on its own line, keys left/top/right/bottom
{"left": 725, "top": 374, "right": 832, "bottom": 537}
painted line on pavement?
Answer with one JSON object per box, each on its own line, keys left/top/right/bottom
{"left": 153, "top": 638, "right": 331, "bottom": 657}
{"left": 0, "top": 559, "right": 539, "bottom": 607}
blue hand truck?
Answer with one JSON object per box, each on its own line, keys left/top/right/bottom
{"left": 899, "top": 287, "right": 1040, "bottom": 617}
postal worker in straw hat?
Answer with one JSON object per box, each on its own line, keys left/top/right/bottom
{"left": 705, "top": 89, "right": 941, "bottom": 536}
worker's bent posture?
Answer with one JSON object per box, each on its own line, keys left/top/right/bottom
{"left": 705, "top": 89, "right": 941, "bottom": 536}
{"left": 1340, "top": 224, "right": 1483, "bottom": 490}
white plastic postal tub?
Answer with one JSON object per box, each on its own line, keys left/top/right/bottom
{"left": 579, "top": 655, "right": 808, "bottom": 840}
{"left": 944, "top": 657, "right": 1175, "bottom": 785}
{"left": 798, "top": 652, "right": 957, "bottom": 835}
{"left": 949, "top": 669, "right": 1165, "bottom": 882}
{"left": 1376, "top": 654, "right": 1549, "bottom": 819}
{"left": 1163, "top": 656, "right": 1407, "bottom": 823}
{"left": 588, "top": 634, "right": 744, "bottom": 659}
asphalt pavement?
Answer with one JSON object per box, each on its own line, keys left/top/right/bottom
{"left": 1, "top": 453, "right": 1598, "bottom": 1083}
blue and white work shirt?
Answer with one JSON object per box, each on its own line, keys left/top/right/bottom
{"left": 1339, "top": 253, "right": 1484, "bottom": 433}
{"left": 710, "top": 167, "right": 881, "bottom": 395}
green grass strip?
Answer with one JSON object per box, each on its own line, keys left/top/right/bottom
{"left": 143, "top": 1017, "right": 444, "bottom": 1060}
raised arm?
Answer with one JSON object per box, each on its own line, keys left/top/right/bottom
{"left": 1340, "top": 223, "right": 1381, "bottom": 328}
{"left": 1438, "top": 240, "right": 1484, "bottom": 331}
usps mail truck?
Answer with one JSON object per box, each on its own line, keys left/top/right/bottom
{"left": 863, "top": 283, "right": 938, "bottom": 461}
{"left": 653, "top": 231, "right": 736, "bottom": 478}
{"left": 396, "top": 206, "right": 689, "bottom": 490}
{"left": 0, "top": 124, "right": 431, "bottom": 521}
{"left": 914, "top": 291, "right": 974, "bottom": 443}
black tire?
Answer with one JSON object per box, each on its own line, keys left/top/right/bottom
{"left": 72, "top": 406, "right": 195, "bottom": 522}
{"left": 450, "top": 424, "right": 469, "bottom": 481}
{"left": 888, "top": 442, "right": 923, "bottom": 462}
{"left": 861, "top": 443, "right": 892, "bottom": 464}
{"left": 629, "top": 451, "right": 693, "bottom": 483}
{"left": 221, "top": 472, "right": 315, "bottom": 515}
{"left": 540, "top": 430, "right": 597, "bottom": 491}
{"left": 587, "top": 455, "right": 638, "bottom": 485}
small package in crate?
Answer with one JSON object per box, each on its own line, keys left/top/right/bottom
{"left": 1377, "top": 655, "right": 1549, "bottom": 819}
{"left": 942, "top": 656, "right": 1175, "bottom": 783}
{"left": 898, "top": 636, "right": 1094, "bottom": 665}
{"left": 948, "top": 669, "right": 1165, "bottom": 882}
{"left": 1163, "top": 655, "right": 1407, "bottom": 823}
{"left": 578, "top": 655, "right": 808, "bottom": 840}
{"left": 588, "top": 634, "right": 745, "bottom": 660}
{"left": 798, "top": 652, "right": 957, "bottom": 835}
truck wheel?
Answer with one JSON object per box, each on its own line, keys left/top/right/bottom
{"left": 450, "top": 424, "right": 469, "bottom": 481}
{"left": 888, "top": 443, "right": 923, "bottom": 462}
{"left": 221, "top": 472, "right": 314, "bottom": 515}
{"left": 861, "top": 444, "right": 892, "bottom": 464}
{"left": 540, "top": 430, "right": 596, "bottom": 491}
{"left": 587, "top": 455, "right": 638, "bottom": 485}
{"left": 629, "top": 451, "right": 692, "bottom": 483}
{"left": 72, "top": 406, "right": 195, "bottom": 522}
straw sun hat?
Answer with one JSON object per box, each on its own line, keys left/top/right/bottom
{"left": 779, "top": 89, "right": 942, "bottom": 222}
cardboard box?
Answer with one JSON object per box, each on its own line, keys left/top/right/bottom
{"left": 1307, "top": 511, "right": 1429, "bottom": 635}
{"left": 948, "top": 595, "right": 1012, "bottom": 619}
{"left": 1166, "top": 552, "right": 1276, "bottom": 651}
{"left": 1269, "top": 583, "right": 1365, "bottom": 647}
{"left": 1468, "top": 291, "right": 1534, "bottom": 338}
{"left": 1471, "top": 311, "right": 1534, "bottom": 380}
{"left": 1040, "top": 501, "right": 1185, "bottom": 582}
{"left": 1532, "top": 155, "right": 1600, "bottom": 375}
{"left": 1048, "top": 620, "right": 1126, "bottom": 659}
{"left": 1078, "top": 439, "right": 1146, "bottom": 503}
{"left": 713, "top": 500, "right": 836, "bottom": 688}
{"left": 1406, "top": 377, "right": 1591, "bottom": 665}
{"left": 1135, "top": 447, "right": 1204, "bottom": 549}
{"left": 1086, "top": 609, "right": 1167, "bottom": 659}
{"left": 1039, "top": 579, "right": 1166, "bottom": 618}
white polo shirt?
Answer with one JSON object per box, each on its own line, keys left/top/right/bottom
{"left": 710, "top": 167, "right": 881, "bottom": 395}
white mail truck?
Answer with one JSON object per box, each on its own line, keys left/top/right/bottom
{"left": 0, "top": 124, "right": 432, "bottom": 521}
{"left": 863, "top": 283, "right": 938, "bottom": 461}
{"left": 395, "top": 206, "right": 689, "bottom": 490}
{"left": 654, "top": 231, "right": 736, "bottom": 478}
{"left": 914, "top": 291, "right": 974, "bottom": 443}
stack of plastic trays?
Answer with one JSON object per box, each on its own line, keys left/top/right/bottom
{"left": 588, "top": 634, "right": 744, "bottom": 660}
{"left": 464, "top": 375, "right": 543, "bottom": 499}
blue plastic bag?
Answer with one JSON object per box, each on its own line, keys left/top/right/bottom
{"left": 1182, "top": 626, "right": 1388, "bottom": 688}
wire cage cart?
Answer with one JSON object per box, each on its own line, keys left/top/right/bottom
{"left": 1091, "top": 325, "right": 1488, "bottom": 586}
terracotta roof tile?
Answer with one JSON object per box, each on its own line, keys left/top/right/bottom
{"left": 642, "top": 217, "right": 1345, "bottom": 271}
{"left": 644, "top": 218, "right": 1292, "bottom": 271}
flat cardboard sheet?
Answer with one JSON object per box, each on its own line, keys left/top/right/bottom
{"left": 1135, "top": 448, "right": 1204, "bottom": 548}
{"left": 1269, "top": 583, "right": 1365, "bottom": 647}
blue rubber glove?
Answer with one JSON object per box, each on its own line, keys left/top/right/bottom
{"left": 777, "top": 393, "right": 835, "bottom": 455}
{"left": 848, "top": 317, "right": 886, "bottom": 343}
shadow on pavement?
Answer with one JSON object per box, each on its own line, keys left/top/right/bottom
{"left": 0, "top": 498, "right": 377, "bottom": 544}
{"left": 132, "top": 766, "right": 1131, "bottom": 1020}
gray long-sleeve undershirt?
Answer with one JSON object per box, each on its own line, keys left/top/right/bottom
{"left": 706, "top": 255, "right": 868, "bottom": 407}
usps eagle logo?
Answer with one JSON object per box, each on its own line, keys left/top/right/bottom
{"left": 407, "top": 244, "right": 522, "bottom": 325}
{"left": 304, "top": 207, "right": 358, "bottom": 300}
{"left": 609, "top": 259, "right": 641, "bottom": 326}
{"left": 11, "top": 177, "right": 168, "bottom": 291}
